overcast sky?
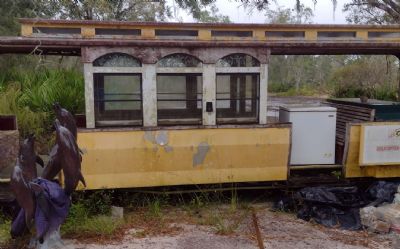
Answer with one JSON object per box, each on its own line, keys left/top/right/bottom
{"left": 169, "top": 0, "right": 351, "bottom": 24}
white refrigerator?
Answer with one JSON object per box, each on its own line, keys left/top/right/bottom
{"left": 279, "top": 105, "right": 337, "bottom": 165}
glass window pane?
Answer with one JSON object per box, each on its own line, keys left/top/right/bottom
{"left": 216, "top": 75, "right": 231, "bottom": 109}
{"left": 216, "top": 74, "right": 260, "bottom": 124}
{"left": 157, "top": 74, "right": 202, "bottom": 125}
{"left": 94, "top": 74, "right": 142, "bottom": 127}
{"left": 103, "top": 75, "right": 141, "bottom": 111}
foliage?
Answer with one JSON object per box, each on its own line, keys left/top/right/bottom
{"left": 344, "top": 0, "right": 400, "bottom": 24}
{"left": 330, "top": 56, "right": 398, "bottom": 101}
{"left": 0, "top": 0, "right": 54, "bottom": 35}
{"left": 0, "top": 68, "right": 84, "bottom": 149}
{"left": 275, "top": 85, "right": 321, "bottom": 97}
{"left": 0, "top": 84, "right": 49, "bottom": 138}
{"left": 197, "top": 3, "right": 230, "bottom": 23}
{"left": 72, "top": 190, "right": 114, "bottom": 216}
{"left": 332, "top": 83, "right": 398, "bottom": 101}
{"left": 265, "top": 4, "right": 313, "bottom": 24}
{"left": 43, "top": 0, "right": 171, "bottom": 21}
{"left": 62, "top": 203, "right": 123, "bottom": 238}
{"left": 0, "top": 214, "right": 11, "bottom": 246}
{"left": 241, "top": 0, "right": 337, "bottom": 14}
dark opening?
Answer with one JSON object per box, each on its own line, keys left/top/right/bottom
{"left": 74, "top": 114, "right": 86, "bottom": 128}
{"left": 211, "top": 30, "right": 253, "bottom": 37}
{"left": 157, "top": 74, "right": 202, "bottom": 125}
{"left": 369, "top": 32, "right": 400, "bottom": 38}
{"left": 0, "top": 116, "right": 17, "bottom": 130}
{"left": 94, "top": 73, "right": 143, "bottom": 127}
{"left": 318, "top": 31, "right": 356, "bottom": 39}
{"left": 216, "top": 73, "right": 260, "bottom": 124}
{"left": 95, "top": 28, "right": 141, "bottom": 36}
{"left": 155, "top": 29, "right": 198, "bottom": 37}
{"left": 266, "top": 31, "right": 305, "bottom": 38}
{"left": 33, "top": 27, "right": 81, "bottom": 35}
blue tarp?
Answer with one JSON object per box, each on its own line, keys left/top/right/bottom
{"left": 11, "top": 178, "right": 70, "bottom": 240}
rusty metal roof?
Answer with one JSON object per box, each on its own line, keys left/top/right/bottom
{"left": 1, "top": 36, "right": 400, "bottom": 56}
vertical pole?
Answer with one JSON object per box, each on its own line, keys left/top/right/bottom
{"left": 203, "top": 64, "right": 216, "bottom": 126}
{"left": 142, "top": 64, "right": 158, "bottom": 127}
{"left": 83, "top": 63, "right": 95, "bottom": 128}
{"left": 397, "top": 55, "right": 400, "bottom": 101}
{"left": 259, "top": 63, "right": 268, "bottom": 124}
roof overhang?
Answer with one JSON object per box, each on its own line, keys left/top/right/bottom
{"left": 1, "top": 37, "right": 400, "bottom": 56}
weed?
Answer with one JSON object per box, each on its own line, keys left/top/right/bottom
{"left": 230, "top": 186, "right": 238, "bottom": 212}
{"left": 72, "top": 190, "right": 113, "bottom": 216}
{"left": 147, "top": 198, "right": 162, "bottom": 218}
{"left": 62, "top": 203, "right": 123, "bottom": 239}
{"left": 0, "top": 218, "right": 11, "bottom": 246}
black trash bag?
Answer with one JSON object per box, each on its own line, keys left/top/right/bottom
{"left": 296, "top": 186, "right": 367, "bottom": 208}
{"left": 297, "top": 204, "right": 361, "bottom": 230}
{"left": 366, "top": 181, "right": 400, "bottom": 205}
{"left": 277, "top": 181, "right": 398, "bottom": 231}
{"left": 295, "top": 186, "right": 364, "bottom": 230}
{"left": 337, "top": 208, "right": 361, "bottom": 230}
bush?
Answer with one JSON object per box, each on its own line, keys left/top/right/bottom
{"left": 72, "top": 190, "right": 114, "bottom": 216}
{"left": 0, "top": 68, "right": 84, "bottom": 151}
{"left": 332, "top": 83, "right": 398, "bottom": 101}
{"left": 269, "top": 82, "right": 293, "bottom": 93}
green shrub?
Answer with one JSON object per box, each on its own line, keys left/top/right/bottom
{"left": 269, "top": 82, "right": 293, "bottom": 93}
{"left": 0, "top": 68, "right": 84, "bottom": 150}
{"left": 332, "top": 83, "right": 398, "bottom": 101}
{"left": 62, "top": 203, "right": 123, "bottom": 237}
{"left": 0, "top": 214, "right": 11, "bottom": 246}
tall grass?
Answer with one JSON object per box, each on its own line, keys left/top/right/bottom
{"left": 0, "top": 68, "right": 84, "bottom": 151}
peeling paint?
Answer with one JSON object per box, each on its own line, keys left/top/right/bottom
{"left": 156, "top": 131, "right": 168, "bottom": 146}
{"left": 145, "top": 130, "right": 170, "bottom": 152}
{"left": 164, "top": 145, "right": 173, "bottom": 153}
{"left": 193, "top": 142, "right": 210, "bottom": 167}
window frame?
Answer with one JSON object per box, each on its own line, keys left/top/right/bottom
{"left": 93, "top": 73, "right": 144, "bottom": 127}
{"left": 155, "top": 53, "right": 204, "bottom": 126}
{"left": 216, "top": 73, "right": 260, "bottom": 124}
{"left": 156, "top": 73, "right": 203, "bottom": 126}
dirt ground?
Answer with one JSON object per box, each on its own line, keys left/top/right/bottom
{"left": 64, "top": 203, "right": 395, "bottom": 249}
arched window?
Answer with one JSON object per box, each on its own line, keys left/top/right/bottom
{"left": 93, "top": 53, "right": 141, "bottom": 67}
{"left": 216, "top": 54, "right": 260, "bottom": 124}
{"left": 158, "top": 53, "right": 202, "bottom": 67}
{"left": 216, "top": 53, "right": 260, "bottom": 67}
{"left": 93, "top": 53, "right": 142, "bottom": 127}
{"left": 156, "top": 54, "right": 203, "bottom": 125}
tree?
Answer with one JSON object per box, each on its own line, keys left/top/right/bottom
{"left": 344, "top": 0, "right": 400, "bottom": 24}
{"left": 42, "top": 0, "right": 171, "bottom": 21}
{"left": 196, "top": 4, "right": 230, "bottom": 23}
{"left": 0, "top": 0, "right": 56, "bottom": 35}
{"left": 266, "top": 4, "right": 313, "bottom": 24}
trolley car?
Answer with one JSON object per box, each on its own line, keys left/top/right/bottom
{"left": 2, "top": 19, "right": 400, "bottom": 190}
